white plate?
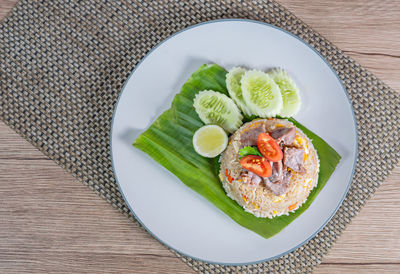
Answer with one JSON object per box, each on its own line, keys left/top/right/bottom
{"left": 111, "top": 19, "right": 357, "bottom": 265}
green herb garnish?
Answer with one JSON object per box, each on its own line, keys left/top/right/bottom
{"left": 239, "top": 146, "right": 262, "bottom": 158}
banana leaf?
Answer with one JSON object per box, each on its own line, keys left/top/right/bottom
{"left": 133, "top": 64, "right": 341, "bottom": 239}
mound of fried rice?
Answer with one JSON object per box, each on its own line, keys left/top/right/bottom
{"left": 219, "top": 118, "right": 319, "bottom": 218}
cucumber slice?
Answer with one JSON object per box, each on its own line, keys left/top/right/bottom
{"left": 193, "top": 90, "right": 243, "bottom": 133}
{"left": 241, "top": 70, "right": 283, "bottom": 118}
{"left": 268, "top": 68, "right": 301, "bottom": 117}
{"left": 226, "top": 67, "right": 251, "bottom": 116}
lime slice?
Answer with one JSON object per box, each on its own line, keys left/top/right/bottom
{"left": 241, "top": 70, "right": 283, "bottom": 117}
{"left": 193, "top": 125, "right": 228, "bottom": 158}
{"left": 226, "top": 67, "right": 251, "bottom": 116}
{"left": 193, "top": 90, "right": 243, "bottom": 133}
{"left": 268, "top": 68, "right": 301, "bottom": 117}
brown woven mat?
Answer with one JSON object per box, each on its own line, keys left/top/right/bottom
{"left": 1, "top": 0, "right": 399, "bottom": 272}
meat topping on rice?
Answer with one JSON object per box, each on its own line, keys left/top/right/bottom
{"left": 240, "top": 126, "right": 306, "bottom": 195}
{"left": 263, "top": 169, "right": 293, "bottom": 196}
{"left": 241, "top": 170, "right": 262, "bottom": 186}
{"left": 283, "top": 147, "right": 306, "bottom": 174}
{"left": 270, "top": 126, "right": 296, "bottom": 146}
{"left": 269, "top": 160, "right": 283, "bottom": 183}
{"left": 240, "top": 123, "right": 266, "bottom": 148}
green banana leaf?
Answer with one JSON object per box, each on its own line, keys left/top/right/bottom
{"left": 133, "top": 64, "right": 341, "bottom": 239}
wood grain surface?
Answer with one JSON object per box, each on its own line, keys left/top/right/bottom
{"left": 1, "top": 0, "right": 399, "bottom": 273}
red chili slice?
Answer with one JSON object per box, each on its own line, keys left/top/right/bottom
{"left": 225, "top": 169, "right": 234, "bottom": 183}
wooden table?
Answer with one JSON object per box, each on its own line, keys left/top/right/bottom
{"left": 1, "top": 1, "right": 399, "bottom": 273}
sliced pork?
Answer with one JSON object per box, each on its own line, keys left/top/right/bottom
{"left": 240, "top": 124, "right": 266, "bottom": 148}
{"left": 263, "top": 170, "right": 292, "bottom": 196}
{"left": 241, "top": 170, "right": 262, "bottom": 186}
{"left": 270, "top": 127, "right": 296, "bottom": 145}
{"left": 268, "top": 160, "right": 283, "bottom": 183}
{"left": 284, "top": 147, "right": 306, "bottom": 174}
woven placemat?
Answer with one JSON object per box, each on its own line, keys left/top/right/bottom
{"left": 1, "top": 0, "right": 399, "bottom": 272}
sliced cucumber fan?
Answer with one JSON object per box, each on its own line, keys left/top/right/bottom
{"left": 226, "top": 67, "right": 251, "bottom": 116}
{"left": 268, "top": 68, "right": 301, "bottom": 117}
{"left": 241, "top": 70, "right": 283, "bottom": 117}
{"left": 193, "top": 90, "right": 243, "bottom": 133}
